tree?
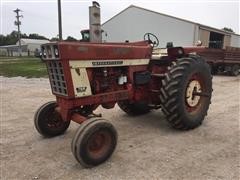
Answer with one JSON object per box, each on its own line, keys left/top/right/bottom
{"left": 222, "top": 27, "right": 234, "bottom": 33}
{"left": 21, "top": 33, "right": 28, "bottom": 38}
{"left": 10, "top": 31, "right": 19, "bottom": 38}
{"left": 65, "top": 36, "right": 78, "bottom": 41}
{"left": 28, "top": 33, "right": 48, "bottom": 40}
{"left": 50, "top": 37, "right": 59, "bottom": 41}
{"left": 0, "top": 31, "right": 49, "bottom": 46}
{"left": 0, "top": 31, "right": 18, "bottom": 46}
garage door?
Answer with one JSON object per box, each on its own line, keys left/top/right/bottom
{"left": 199, "top": 29, "right": 210, "bottom": 47}
{"left": 224, "top": 35, "right": 231, "bottom": 48}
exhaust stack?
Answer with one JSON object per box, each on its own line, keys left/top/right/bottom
{"left": 89, "top": 1, "right": 102, "bottom": 42}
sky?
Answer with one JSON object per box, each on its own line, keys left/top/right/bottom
{"left": 0, "top": 0, "right": 239, "bottom": 40}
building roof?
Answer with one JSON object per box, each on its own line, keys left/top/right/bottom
{"left": 0, "top": 39, "right": 49, "bottom": 50}
{"left": 102, "top": 5, "right": 239, "bottom": 36}
{"left": 19, "top": 38, "right": 50, "bottom": 44}
{"left": 0, "top": 44, "right": 28, "bottom": 51}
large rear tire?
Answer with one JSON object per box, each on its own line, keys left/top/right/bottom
{"left": 209, "top": 64, "right": 218, "bottom": 75}
{"left": 230, "top": 65, "right": 240, "bottom": 76}
{"left": 117, "top": 101, "right": 151, "bottom": 116}
{"left": 160, "top": 56, "right": 212, "bottom": 130}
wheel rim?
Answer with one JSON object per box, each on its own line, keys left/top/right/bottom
{"left": 45, "top": 110, "right": 65, "bottom": 130}
{"left": 185, "top": 74, "right": 204, "bottom": 112}
{"left": 233, "top": 68, "right": 239, "bottom": 76}
{"left": 86, "top": 129, "right": 112, "bottom": 160}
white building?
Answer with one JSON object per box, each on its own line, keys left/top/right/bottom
{"left": 0, "top": 38, "right": 49, "bottom": 56}
{"left": 102, "top": 5, "right": 240, "bottom": 48}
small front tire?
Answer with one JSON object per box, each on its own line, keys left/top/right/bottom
{"left": 34, "top": 101, "right": 70, "bottom": 137}
{"left": 72, "top": 118, "right": 117, "bottom": 167}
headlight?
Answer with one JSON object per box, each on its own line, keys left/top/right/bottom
{"left": 47, "top": 46, "right": 52, "bottom": 58}
{"left": 42, "top": 47, "right": 47, "bottom": 58}
{"left": 53, "top": 45, "right": 59, "bottom": 58}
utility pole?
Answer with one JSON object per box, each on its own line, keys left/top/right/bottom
{"left": 57, "top": 0, "right": 62, "bottom": 40}
{"left": 13, "top": 8, "right": 23, "bottom": 56}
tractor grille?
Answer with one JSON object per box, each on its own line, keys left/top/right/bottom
{"left": 47, "top": 61, "right": 68, "bottom": 96}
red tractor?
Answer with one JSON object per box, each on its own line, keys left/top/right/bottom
{"left": 35, "top": 33, "right": 212, "bottom": 167}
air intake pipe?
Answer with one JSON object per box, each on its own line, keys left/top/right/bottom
{"left": 89, "top": 1, "right": 102, "bottom": 42}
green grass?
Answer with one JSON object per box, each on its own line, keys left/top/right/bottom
{"left": 0, "top": 57, "right": 48, "bottom": 78}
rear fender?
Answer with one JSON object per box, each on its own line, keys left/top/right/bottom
{"left": 167, "top": 47, "right": 185, "bottom": 58}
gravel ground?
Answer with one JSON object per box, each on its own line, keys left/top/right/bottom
{"left": 0, "top": 75, "right": 239, "bottom": 180}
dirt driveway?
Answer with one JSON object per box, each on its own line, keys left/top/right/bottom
{"left": 1, "top": 75, "right": 239, "bottom": 180}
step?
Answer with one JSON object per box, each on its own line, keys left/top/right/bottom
{"left": 151, "top": 73, "right": 165, "bottom": 78}
{"left": 150, "top": 89, "right": 161, "bottom": 93}
{"left": 148, "top": 104, "right": 161, "bottom": 109}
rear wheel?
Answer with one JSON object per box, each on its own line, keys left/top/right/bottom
{"left": 34, "top": 101, "right": 70, "bottom": 137}
{"left": 210, "top": 64, "right": 218, "bottom": 75}
{"left": 230, "top": 65, "right": 239, "bottom": 76}
{"left": 117, "top": 101, "right": 151, "bottom": 116}
{"left": 160, "top": 56, "right": 212, "bottom": 130}
{"left": 71, "top": 118, "right": 117, "bottom": 167}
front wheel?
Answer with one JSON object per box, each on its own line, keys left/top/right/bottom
{"left": 160, "top": 56, "right": 212, "bottom": 130}
{"left": 71, "top": 118, "right": 117, "bottom": 167}
{"left": 34, "top": 101, "right": 70, "bottom": 137}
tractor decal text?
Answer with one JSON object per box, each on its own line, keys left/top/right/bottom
{"left": 92, "top": 61, "right": 123, "bottom": 66}
{"left": 76, "top": 86, "right": 87, "bottom": 93}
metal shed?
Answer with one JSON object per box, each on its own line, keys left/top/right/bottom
{"left": 0, "top": 38, "right": 49, "bottom": 56}
{"left": 102, "top": 5, "right": 240, "bottom": 48}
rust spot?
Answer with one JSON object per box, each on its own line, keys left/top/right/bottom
{"left": 95, "top": 48, "right": 108, "bottom": 57}
{"left": 116, "top": 92, "right": 129, "bottom": 100}
{"left": 93, "top": 12, "right": 100, "bottom": 18}
{"left": 113, "top": 47, "right": 131, "bottom": 56}
{"left": 67, "top": 45, "right": 73, "bottom": 50}
{"left": 71, "top": 113, "right": 87, "bottom": 124}
{"left": 75, "top": 68, "right": 81, "bottom": 76}
{"left": 78, "top": 46, "right": 89, "bottom": 52}
{"left": 94, "top": 29, "right": 101, "bottom": 35}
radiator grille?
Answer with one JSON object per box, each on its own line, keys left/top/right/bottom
{"left": 47, "top": 61, "right": 68, "bottom": 96}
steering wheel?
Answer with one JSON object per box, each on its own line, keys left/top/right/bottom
{"left": 144, "top": 33, "right": 159, "bottom": 47}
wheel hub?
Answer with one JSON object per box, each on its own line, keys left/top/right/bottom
{"left": 89, "top": 133, "right": 105, "bottom": 151}
{"left": 186, "top": 80, "right": 202, "bottom": 107}
{"left": 47, "top": 112, "right": 63, "bottom": 128}
{"left": 87, "top": 130, "right": 111, "bottom": 159}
